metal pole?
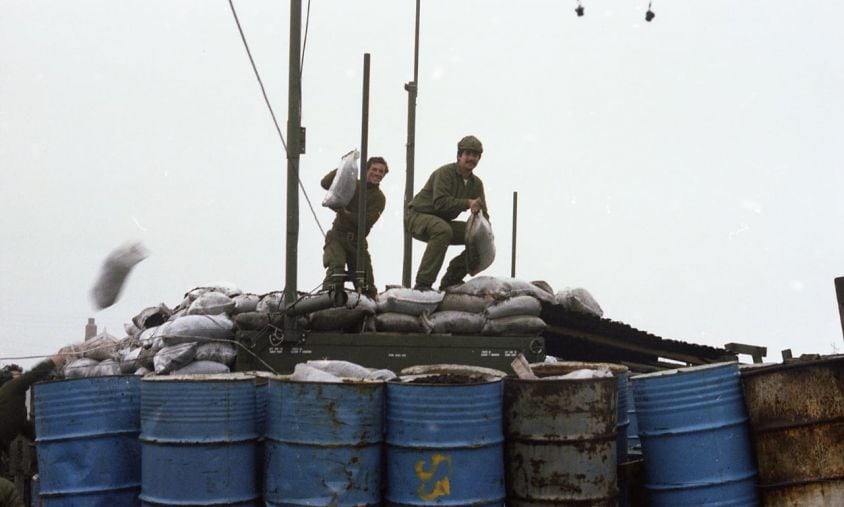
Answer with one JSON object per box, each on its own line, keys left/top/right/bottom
{"left": 511, "top": 191, "right": 518, "bottom": 278}
{"left": 284, "top": 0, "right": 302, "bottom": 306}
{"left": 402, "top": 0, "right": 421, "bottom": 287}
{"left": 835, "top": 277, "right": 844, "bottom": 341}
{"left": 356, "top": 54, "right": 370, "bottom": 291}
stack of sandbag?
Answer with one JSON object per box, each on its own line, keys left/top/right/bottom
{"left": 62, "top": 332, "right": 131, "bottom": 378}
{"left": 306, "top": 291, "right": 378, "bottom": 332}
{"left": 374, "top": 288, "right": 444, "bottom": 333}
{"left": 434, "top": 276, "right": 551, "bottom": 336}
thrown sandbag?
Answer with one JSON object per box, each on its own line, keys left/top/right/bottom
{"left": 481, "top": 315, "right": 547, "bottom": 336}
{"left": 132, "top": 303, "right": 172, "bottom": 330}
{"left": 377, "top": 288, "right": 444, "bottom": 316}
{"left": 322, "top": 149, "right": 360, "bottom": 210}
{"left": 194, "top": 342, "right": 237, "bottom": 366}
{"left": 187, "top": 292, "right": 235, "bottom": 316}
{"left": 90, "top": 241, "right": 149, "bottom": 309}
{"left": 63, "top": 358, "right": 100, "bottom": 379}
{"left": 437, "top": 293, "right": 492, "bottom": 313}
{"left": 157, "top": 314, "right": 235, "bottom": 346}
{"left": 447, "top": 276, "right": 555, "bottom": 304}
{"left": 374, "top": 313, "right": 425, "bottom": 333}
{"left": 173, "top": 360, "right": 230, "bottom": 375}
{"left": 421, "top": 311, "right": 486, "bottom": 335}
{"left": 465, "top": 212, "right": 495, "bottom": 276}
{"left": 232, "top": 294, "right": 261, "bottom": 314}
{"left": 306, "top": 360, "right": 371, "bottom": 379}
{"left": 555, "top": 288, "right": 604, "bottom": 317}
{"left": 153, "top": 342, "right": 198, "bottom": 374}
{"left": 484, "top": 295, "right": 542, "bottom": 319}
{"left": 289, "top": 363, "right": 342, "bottom": 383}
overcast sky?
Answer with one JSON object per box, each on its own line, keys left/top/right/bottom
{"left": 2, "top": 0, "right": 843, "bottom": 369}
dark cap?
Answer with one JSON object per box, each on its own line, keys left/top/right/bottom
{"left": 457, "top": 135, "right": 483, "bottom": 154}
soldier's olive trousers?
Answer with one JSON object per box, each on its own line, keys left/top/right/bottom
{"left": 322, "top": 229, "right": 376, "bottom": 297}
{"left": 406, "top": 209, "right": 469, "bottom": 288}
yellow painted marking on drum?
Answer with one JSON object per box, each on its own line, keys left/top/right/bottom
{"left": 415, "top": 454, "right": 452, "bottom": 501}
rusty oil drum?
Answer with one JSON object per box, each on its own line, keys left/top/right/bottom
{"left": 740, "top": 355, "right": 844, "bottom": 506}
{"left": 504, "top": 367, "right": 619, "bottom": 506}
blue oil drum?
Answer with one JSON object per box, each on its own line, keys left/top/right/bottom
{"left": 386, "top": 377, "right": 505, "bottom": 506}
{"left": 263, "top": 378, "right": 384, "bottom": 506}
{"left": 34, "top": 375, "right": 141, "bottom": 506}
{"left": 626, "top": 378, "right": 641, "bottom": 453}
{"left": 139, "top": 373, "right": 259, "bottom": 506}
{"left": 615, "top": 371, "right": 630, "bottom": 465}
{"left": 631, "top": 362, "right": 759, "bottom": 506}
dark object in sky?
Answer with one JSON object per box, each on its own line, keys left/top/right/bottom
{"left": 575, "top": 4, "right": 585, "bottom": 17}
{"left": 646, "top": 9, "right": 656, "bottom": 22}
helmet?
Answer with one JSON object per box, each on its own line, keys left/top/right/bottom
{"left": 457, "top": 135, "right": 483, "bottom": 154}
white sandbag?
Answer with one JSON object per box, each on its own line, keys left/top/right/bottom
{"left": 118, "top": 347, "right": 142, "bottom": 374}
{"left": 63, "top": 358, "right": 100, "bottom": 379}
{"left": 555, "top": 288, "right": 604, "bottom": 317}
{"left": 90, "top": 359, "right": 122, "bottom": 377}
{"left": 345, "top": 292, "right": 378, "bottom": 314}
{"left": 306, "top": 360, "right": 371, "bottom": 379}
{"left": 76, "top": 334, "right": 120, "bottom": 361}
{"left": 481, "top": 315, "right": 547, "bottom": 336}
{"left": 484, "top": 295, "right": 542, "bottom": 319}
{"left": 322, "top": 150, "right": 360, "bottom": 210}
{"left": 365, "top": 369, "right": 397, "bottom": 381}
{"left": 232, "top": 294, "right": 261, "bottom": 314}
{"left": 124, "top": 322, "right": 141, "bottom": 337}
{"left": 89, "top": 241, "right": 148, "bottom": 310}
{"left": 377, "top": 288, "right": 444, "bottom": 316}
{"left": 187, "top": 292, "right": 235, "bottom": 316}
{"left": 546, "top": 367, "right": 614, "bottom": 380}
{"left": 134, "top": 366, "right": 151, "bottom": 376}
{"left": 289, "top": 363, "right": 342, "bottom": 383}
{"left": 374, "top": 313, "right": 425, "bottom": 333}
{"left": 194, "top": 342, "right": 237, "bottom": 366}
{"left": 157, "top": 315, "right": 235, "bottom": 346}
{"left": 437, "top": 293, "right": 492, "bottom": 313}
{"left": 138, "top": 326, "right": 160, "bottom": 348}
{"left": 173, "top": 360, "right": 231, "bottom": 375}
{"left": 464, "top": 213, "right": 495, "bottom": 276}
{"left": 421, "top": 311, "right": 486, "bottom": 335}
{"left": 154, "top": 342, "right": 198, "bottom": 374}
{"left": 447, "top": 276, "right": 555, "bottom": 304}
{"left": 257, "top": 292, "right": 285, "bottom": 313}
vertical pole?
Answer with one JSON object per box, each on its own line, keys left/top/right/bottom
{"left": 284, "top": 0, "right": 302, "bottom": 306}
{"left": 356, "top": 54, "right": 371, "bottom": 291}
{"left": 511, "top": 191, "right": 518, "bottom": 278}
{"left": 402, "top": 0, "right": 421, "bottom": 287}
{"left": 835, "top": 277, "right": 844, "bottom": 341}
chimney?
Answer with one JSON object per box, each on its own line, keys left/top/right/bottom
{"left": 85, "top": 318, "right": 97, "bottom": 340}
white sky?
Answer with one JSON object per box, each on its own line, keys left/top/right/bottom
{"left": 2, "top": 1, "right": 843, "bottom": 369}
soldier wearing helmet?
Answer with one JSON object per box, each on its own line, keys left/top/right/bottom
{"left": 406, "top": 135, "right": 489, "bottom": 291}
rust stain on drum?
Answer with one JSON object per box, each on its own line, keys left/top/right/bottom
{"left": 741, "top": 355, "right": 844, "bottom": 506}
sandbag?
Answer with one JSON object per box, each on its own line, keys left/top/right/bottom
{"left": 234, "top": 312, "right": 270, "bottom": 331}
{"left": 132, "top": 303, "right": 172, "bottom": 330}
{"left": 157, "top": 314, "right": 235, "bottom": 346}
{"left": 187, "top": 291, "right": 235, "bottom": 316}
{"left": 465, "top": 213, "right": 495, "bottom": 276}
{"left": 90, "top": 359, "right": 122, "bottom": 377}
{"left": 118, "top": 347, "right": 142, "bottom": 374}
{"left": 173, "top": 360, "right": 230, "bottom": 375}
{"left": 153, "top": 342, "right": 198, "bottom": 374}
{"left": 437, "top": 293, "right": 492, "bottom": 314}
{"left": 447, "top": 276, "right": 555, "bottom": 304}
{"left": 421, "top": 311, "right": 486, "bottom": 335}
{"left": 374, "top": 313, "right": 425, "bottom": 333}
{"left": 322, "top": 150, "right": 360, "bottom": 210}
{"left": 306, "top": 360, "right": 371, "bottom": 379}
{"left": 555, "top": 288, "right": 604, "bottom": 317}
{"left": 377, "top": 288, "right": 444, "bottom": 316}
{"left": 194, "top": 342, "right": 237, "bottom": 366}
{"left": 366, "top": 369, "right": 397, "bottom": 381}
{"left": 484, "top": 295, "right": 542, "bottom": 319}
{"left": 63, "top": 358, "right": 100, "bottom": 379}
{"left": 257, "top": 292, "right": 285, "bottom": 313}
{"left": 232, "top": 294, "right": 261, "bottom": 314}
{"left": 73, "top": 334, "right": 120, "bottom": 362}
{"left": 90, "top": 241, "right": 149, "bottom": 309}
{"left": 481, "top": 315, "right": 547, "bottom": 336}
{"left": 289, "top": 363, "right": 342, "bottom": 383}
{"left": 308, "top": 306, "right": 368, "bottom": 332}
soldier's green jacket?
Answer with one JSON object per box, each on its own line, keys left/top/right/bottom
{"left": 321, "top": 169, "right": 386, "bottom": 236}
{"left": 0, "top": 476, "right": 24, "bottom": 507}
{"left": 0, "top": 359, "right": 55, "bottom": 450}
{"left": 408, "top": 163, "right": 489, "bottom": 221}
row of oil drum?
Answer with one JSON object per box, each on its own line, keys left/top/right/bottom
{"left": 32, "top": 356, "right": 842, "bottom": 506}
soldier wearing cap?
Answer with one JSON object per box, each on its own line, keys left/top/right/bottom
{"left": 407, "top": 135, "right": 489, "bottom": 291}
{"left": 320, "top": 156, "right": 388, "bottom": 298}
